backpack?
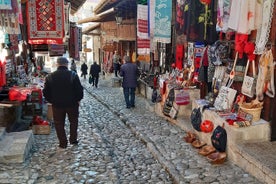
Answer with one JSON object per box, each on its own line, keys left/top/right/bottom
{"left": 190, "top": 108, "right": 202, "bottom": 131}
{"left": 211, "top": 125, "right": 227, "bottom": 152}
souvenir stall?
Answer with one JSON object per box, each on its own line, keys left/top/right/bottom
{"left": 171, "top": 0, "right": 276, "bottom": 166}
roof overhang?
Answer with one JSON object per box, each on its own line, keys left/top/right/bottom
{"left": 78, "top": 8, "right": 115, "bottom": 24}
{"left": 82, "top": 23, "right": 101, "bottom": 34}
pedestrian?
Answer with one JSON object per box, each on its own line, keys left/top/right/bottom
{"left": 113, "top": 51, "right": 121, "bottom": 77}
{"left": 80, "top": 62, "right": 88, "bottom": 79}
{"left": 43, "top": 57, "right": 83, "bottom": 149}
{"left": 89, "top": 61, "right": 101, "bottom": 88}
{"left": 120, "top": 55, "right": 139, "bottom": 108}
{"left": 70, "top": 59, "right": 77, "bottom": 73}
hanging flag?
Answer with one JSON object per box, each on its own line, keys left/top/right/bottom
{"left": 154, "top": 0, "right": 172, "bottom": 43}
{"left": 27, "top": 0, "right": 64, "bottom": 45}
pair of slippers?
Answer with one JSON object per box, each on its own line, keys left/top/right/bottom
{"left": 183, "top": 131, "right": 227, "bottom": 164}
{"left": 199, "top": 144, "right": 227, "bottom": 164}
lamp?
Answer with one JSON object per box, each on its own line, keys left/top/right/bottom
{"left": 115, "top": 15, "right": 123, "bottom": 25}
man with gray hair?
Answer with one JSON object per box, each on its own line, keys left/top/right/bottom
{"left": 43, "top": 57, "right": 83, "bottom": 149}
{"left": 120, "top": 55, "right": 139, "bottom": 108}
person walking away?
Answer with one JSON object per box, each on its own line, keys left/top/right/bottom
{"left": 89, "top": 61, "right": 101, "bottom": 88}
{"left": 113, "top": 51, "right": 121, "bottom": 77}
{"left": 120, "top": 55, "right": 139, "bottom": 108}
{"left": 43, "top": 57, "right": 83, "bottom": 149}
{"left": 80, "top": 62, "right": 88, "bottom": 79}
{"left": 70, "top": 59, "right": 77, "bottom": 73}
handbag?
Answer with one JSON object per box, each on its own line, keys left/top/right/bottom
{"left": 174, "top": 88, "right": 190, "bottom": 105}
{"left": 241, "top": 60, "right": 256, "bottom": 98}
{"left": 214, "top": 86, "right": 237, "bottom": 111}
{"left": 89, "top": 75, "right": 93, "bottom": 84}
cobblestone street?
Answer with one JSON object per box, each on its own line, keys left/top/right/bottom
{"left": 0, "top": 76, "right": 262, "bottom": 184}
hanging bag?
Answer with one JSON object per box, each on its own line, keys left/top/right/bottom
{"left": 174, "top": 88, "right": 190, "bottom": 105}
{"left": 241, "top": 60, "right": 256, "bottom": 98}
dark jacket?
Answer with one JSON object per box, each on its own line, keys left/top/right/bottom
{"left": 43, "top": 66, "right": 83, "bottom": 108}
{"left": 81, "top": 63, "right": 88, "bottom": 75}
{"left": 89, "top": 63, "right": 101, "bottom": 77}
{"left": 120, "top": 62, "right": 139, "bottom": 88}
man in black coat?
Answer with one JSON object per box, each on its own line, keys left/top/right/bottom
{"left": 89, "top": 61, "right": 101, "bottom": 88}
{"left": 43, "top": 57, "right": 83, "bottom": 149}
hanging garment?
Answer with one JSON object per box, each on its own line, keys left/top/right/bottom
{"left": 216, "top": 0, "right": 232, "bottom": 33}
{"left": 175, "top": 44, "right": 184, "bottom": 70}
{"left": 256, "top": 49, "right": 275, "bottom": 101}
{"left": 254, "top": 0, "right": 275, "bottom": 54}
{"left": 228, "top": 0, "right": 262, "bottom": 34}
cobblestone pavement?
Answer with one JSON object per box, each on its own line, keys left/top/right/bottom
{"left": 0, "top": 76, "right": 262, "bottom": 184}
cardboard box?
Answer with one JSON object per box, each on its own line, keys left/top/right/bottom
{"left": 32, "top": 125, "right": 51, "bottom": 135}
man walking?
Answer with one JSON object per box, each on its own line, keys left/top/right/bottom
{"left": 80, "top": 62, "right": 88, "bottom": 79}
{"left": 120, "top": 55, "right": 139, "bottom": 108}
{"left": 89, "top": 61, "right": 101, "bottom": 88}
{"left": 43, "top": 57, "right": 83, "bottom": 149}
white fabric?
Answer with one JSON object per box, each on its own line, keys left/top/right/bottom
{"left": 254, "top": 0, "right": 275, "bottom": 54}
{"left": 228, "top": 0, "right": 262, "bottom": 34}
{"left": 256, "top": 49, "right": 275, "bottom": 101}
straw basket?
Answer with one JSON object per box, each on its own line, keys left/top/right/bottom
{"left": 239, "top": 106, "right": 263, "bottom": 122}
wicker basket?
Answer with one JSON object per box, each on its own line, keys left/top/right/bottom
{"left": 239, "top": 106, "right": 263, "bottom": 122}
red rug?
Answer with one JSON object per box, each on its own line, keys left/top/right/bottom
{"left": 27, "top": 0, "right": 64, "bottom": 45}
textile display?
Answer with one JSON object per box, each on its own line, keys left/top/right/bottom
{"left": 137, "top": 4, "right": 150, "bottom": 55}
{"left": 0, "top": 0, "right": 11, "bottom": 10}
{"left": 256, "top": 49, "right": 275, "bottom": 101}
{"left": 0, "top": 0, "right": 20, "bottom": 34}
{"left": 183, "top": 0, "right": 217, "bottom": 43}
{"left": 154, "top": 0, "right": 172, "bottom": 43}
{"left": 64, "top": 2, "right": 71, "bottom": 37}
{"left": 254, "top": 0, "right": 275, "bottom": 54}
{"left": 27, "top": 0, "right": 64, "bottom": 45}
{"left": 216, "top": 0, "right": 231, "bottom": 33}
{"left": 175, "top": 45, "right": 184, "bottom": 70}
{"left": 69, "top": 25, "right": 80, "bottom": 60}
{"left": 9, "top": 34, "right": 19, "bottom": 53}
{"left": 149, "top": 0, "right": 155, "bottom": 52}
{"left": 228, "top": 0, "right": 262, "bottom": 34}
{"left": 175, "top": 0, "right": 185, "bottom": 35}
{"left": 0, "top": 61, "right": 6, "bottom": 87}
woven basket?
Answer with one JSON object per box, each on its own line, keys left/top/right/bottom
{"left": 239, "top": 106, "right": 262, "bottom": 122}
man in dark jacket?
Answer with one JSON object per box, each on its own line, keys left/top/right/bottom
{"left": 43, "top": 57, "right": 83, "bottom": 149}
{"left": 89, "top": 61, "right": 101, "bottom": 88}
{"left": 120, "top": 55, "right": 139, "bottom": 108}
{"left": 80, "top": 62, "right": 88, "bottom": 79}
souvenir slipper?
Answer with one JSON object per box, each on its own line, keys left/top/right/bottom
{"left": 191, "top": 139, "right": 207, "bottom": 149}
{"left": 183, "top": 131, "right": 197, "bottom": 143}
{"left": 206, "top": 151, "right": 227, "bottom": 164}
{"left": 198, "top": 145, "right": 216, "bottom": 156}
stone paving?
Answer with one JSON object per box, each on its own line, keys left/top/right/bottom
{"left": 0, "top": 75, "right": 262, "bottom": 184}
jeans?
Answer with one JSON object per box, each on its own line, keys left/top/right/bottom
{"left": 123, "top": 87, "right": 136, "bottom": 107}
{"left": 52, "top": 105, "right": 79, "bottom": 147}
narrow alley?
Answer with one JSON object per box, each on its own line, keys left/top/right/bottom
{"left": 0, "top": 76, "right": 261, "bottom": 184}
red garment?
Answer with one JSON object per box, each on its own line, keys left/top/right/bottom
{"left": 175, "top": 45, "right": 184, "bottom": 70}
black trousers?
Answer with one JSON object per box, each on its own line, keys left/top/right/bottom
{"left": 52, "top": 105, "right": 79, "bottom": 147}
{"left": 92, "top": 75, "right": 99, "bottom": 87}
